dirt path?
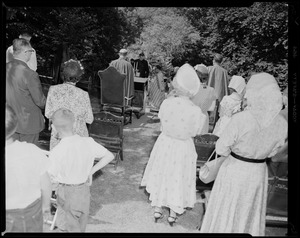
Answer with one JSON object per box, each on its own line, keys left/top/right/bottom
{"left": 85, "top": 112, "right": 204, "bottom": 232}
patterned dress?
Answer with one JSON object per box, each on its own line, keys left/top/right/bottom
{"left": 141, "top": 96, "right": 206, "bottom": 214}
{"left": 213, "top": 92, "right": 242, "bottom": 137}
{"left": 45, "top": 83, "right": 94, "bottom": 150}
{"left": 149, "top": 71, "right": 165, "bottom": 110}
{"left": 200, "top": 111, "right": 287, "bottom": 235}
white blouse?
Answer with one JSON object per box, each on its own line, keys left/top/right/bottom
{"left": 216, "top": 110, "right": 287, "bottom": 160}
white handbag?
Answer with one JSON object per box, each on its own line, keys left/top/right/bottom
{"left": 199, "top": 150, "right": 226, "bottom": 184}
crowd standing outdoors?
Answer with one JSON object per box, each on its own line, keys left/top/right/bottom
{"left": 5, "top": 29, "right": 288, "bottom": 235}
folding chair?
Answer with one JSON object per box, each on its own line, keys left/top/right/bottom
{"left": 194, "top": 133, "right": 219, "bottom": 230}
{"left": 208, "top": 99, "right": 220, "bottom": 133}
{"left": 89, "top": 111, "right": 124, "bottom": 169}
{"left": 98, "top": 66, "right": 134, "bottom": 125}
{"left": 195, "top": 134, "right": 219, "bottom": 191}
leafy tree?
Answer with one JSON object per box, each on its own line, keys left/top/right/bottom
{"left": 124, "top": 7, "right": 200, "bottom": 77}
{"left": 179, "top": 3, "right": 288, "bottom": 88}
{"left": 5, "top": 5, "right": 288, "bottom": 89}
{"left": 5, "top": 6, "right": 138, "bottom": 82}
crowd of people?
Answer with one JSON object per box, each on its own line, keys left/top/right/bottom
{"left": 5, "top": 30, "right": 288, "bottom": 235}
{"left": 5, "top": 31, "right": 113, "bottom": 232}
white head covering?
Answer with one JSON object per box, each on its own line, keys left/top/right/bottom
{"left": 244, "top": 72, "right": 282, "bottom": 129}
{"left": 172, "top": 63, "right": 200, "bottom": 98}
{"left": 194, "top": 64, "right": 209, "bottom": 75}
{"left": 119, "top": 49, "right": 128, "bottom": 54}
{"left": 228, "top": 75, "right": 246, "bottom": 95}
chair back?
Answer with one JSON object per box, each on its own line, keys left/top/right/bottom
{"left": 89, "top": 111, "right": 124, "bottom": 168}
{"left": 194, "top": 134, "right": 219, "bottom": 163}
{"left": 98, "top": 66, "right": 126, "bottom": 107}
{"left": 209, "top": 99, "right": 220, "bottom": 130}
{"left": 89, "top": 111, "right": 123, "bottom": 139}
{"left": 195, "top": 133, "right": 219, "bottom": 191}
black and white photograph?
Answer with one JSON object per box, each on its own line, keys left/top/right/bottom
{"left": 2, "top": 2, "right": 299, "bottom": 236}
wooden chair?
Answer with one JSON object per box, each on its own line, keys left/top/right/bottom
{"left": 208, "top": 99, "right": 220, "bottom": 132}
{"left": 89, "top": 111, "right": 124, "bottom": 169}
{"left": 194, "top": 133, "right": 219, "bottom": 230}
{"left": 194, "top": 133, "right": 219, "bottom": 191}
{"left": 98, "top": 66, "right": 134, "bottom": 125}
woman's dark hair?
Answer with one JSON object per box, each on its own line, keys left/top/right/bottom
{"left": 61, "top": 59, "right": 84, "bottom": 83}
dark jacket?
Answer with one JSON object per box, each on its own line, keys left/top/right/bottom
{"left": 6, "top": 59, "right": 46, "bottom": 134}
{"left": 136, "top": 59, "right": 149, "bottom": 78}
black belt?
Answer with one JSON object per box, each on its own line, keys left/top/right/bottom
{"left": 231, "top": 152, "right": 267, "bottom": 163}
{"left": 59, "top": 182, "right": 86, "bottom": 187}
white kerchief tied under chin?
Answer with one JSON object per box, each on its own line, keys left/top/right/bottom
{"left": 229, "top": 75, "right": 246, "bottom": 95}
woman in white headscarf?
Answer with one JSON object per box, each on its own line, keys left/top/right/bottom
{"left": 213, "top": 75, "right": 246, "bottom": 137}
{"left": 200, "top": 73, "right": 287, "bottom": 236}
{"left": 141, "top": 64, "right": 206, "bottom": 226}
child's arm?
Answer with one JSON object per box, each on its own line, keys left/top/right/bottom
{"left": 87, "top": 150, "right": 114, "bottom": 186}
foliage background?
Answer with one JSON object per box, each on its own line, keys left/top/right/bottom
{"left": 4, "top": 3, "right": 288, "bottom": 89}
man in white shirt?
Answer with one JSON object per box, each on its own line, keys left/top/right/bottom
{"left": 6, "top": 31, "right": 37, "bottom": 71}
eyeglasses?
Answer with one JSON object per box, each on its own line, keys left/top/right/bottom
{"left": 24, "top": 49, "right": 35, "bottom": 53}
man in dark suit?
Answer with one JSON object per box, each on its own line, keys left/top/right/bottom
{"left": 135, "top": 52, "right": 149, "bottom": 78}
{"left": 6, "top": 38, "right": 46, "bottom": 146}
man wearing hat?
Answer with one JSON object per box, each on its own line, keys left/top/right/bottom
{"left": 135, "top": 52, "right": 149, "bottom": 78}
{"left": 110, "top": 49, "right": 135, "bottom": 103}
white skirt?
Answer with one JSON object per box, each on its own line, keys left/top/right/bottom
{"left": 141, "top": 133, "right": 197, "bottom": 214}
